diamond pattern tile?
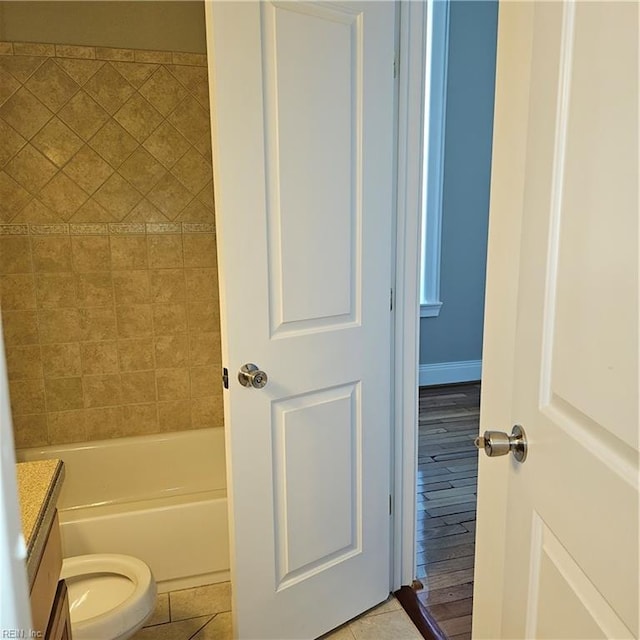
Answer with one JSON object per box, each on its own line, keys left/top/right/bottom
{"left": 32, "top": 117, "right": 84, "bottom": 168}
{"left": 25, "top": 59, "right": 79, "bottom": 112}
{"left": 55, "top": 58, "right": 105, "bottom": 85}
{"left": 93, "top": 173, "right": 142, "bottom": 220}
{"left": 0, "top": 55, "right": 46, "bottom": 83}
{"left": 119, "top": 147, "right": 166, "bottom": 195}
{"left": 39, "top": 172, "right": 89, "bottom": 219}
{"left": 0, "top": 120, "right": 26, "bottom": 169}
{"left": 147, "top": 173, "right": 192, "bottom": 219}
{"left": 63, "top": 145, "right": 114, "bottom": 194}
{"left": 0, "top": 171, "right": 31, "bottom": 222}
{"left": 168, "top": 96, "right": 210, "bottom": 155}
{"left": 140, "top": 66, "right": 188, "bottom": 116}
{"left": 171, "top": 147, "right": 212, "bottom": 195}
{"left": 0, "top": 87, "right": 53, "bottom": 139}
{"left": 84, "top": 63, "right": 135, "bottom": 114}
{"left": 58, "top": 91, "right": 110, "bottom": 140}
{"left": 166, "top": 64, "right": 210, "bottom": 109}
{"left": 114, "top": 93, "right": 163, "bottom": 142}
{"left": 5, "top": 145, "right": 58, "bottom": 192}
{"left": 89, "top": 120, "right": 138, "bottom": 168}
{"left": 0, "top": 67, "right": 20, "bottom": 108}
{"left": 111, "top": 61, "right": 158, "bottom": 88}
{"left": 142, "top": 121, "right": 190, "bottom": 169}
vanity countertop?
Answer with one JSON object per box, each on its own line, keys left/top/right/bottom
{"left": 16, "top": 459, "right": 65, "bottom": 586}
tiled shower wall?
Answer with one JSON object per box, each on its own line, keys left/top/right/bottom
{"left": 0, "top": 42, "right": 223, "bottom": 448}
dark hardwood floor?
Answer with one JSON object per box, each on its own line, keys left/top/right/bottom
{"left": 415, "top": 382, "right": 480, "bottom": 640}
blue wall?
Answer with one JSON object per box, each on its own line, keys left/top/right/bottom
{"left": 419, "top": 0, "right": 498, "bottom": 372}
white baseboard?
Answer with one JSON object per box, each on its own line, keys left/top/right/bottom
{"left": 419, "top": 359, "right": 482, "bottom": 386}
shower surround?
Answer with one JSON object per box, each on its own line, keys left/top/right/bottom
{"left": 0, "top": 41, "right": 223, "bottom": 448}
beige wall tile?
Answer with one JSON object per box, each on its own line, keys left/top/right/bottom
{"left": 44, "top": 376, "right": 84, "bottom": 412}
{"left": 13, "top": 413, "right": 48, "bottom": 448}
{"left": 2, "top": 310, "right": 39, "bottom": 345}
{"left": 25, "top": 59, "right": 80, "bottom": 112}
{"left": 152, "top": 304, "right": 187, "bottom": 335}
{"left": 110, "top": 235, "right": 148, "bottom": 269}
{"left": 89, "top": 121, "right": 138, "bottom": 169}
{"left": 1, "top": 274, "right": 36, "bottom": 309}
{"left": 182, "top": 234, "right": 216, "bottom": 268}
{"left": 139, "top": 67, "right": 187, "bottom": 116}
{"left": 156, "top": 368, "right": 189, "bottom": 401}
{"left": 150, "top": 269, "right": 185, "bottom": 303}
{"left": 31, "top": 236, "right": 72, "bottom": 271}
{"left": 154, "top": 334, "right": 188, "bottom": 369}
{"left": 158, "top": 399, "right": 191, "bottom": 431}
{"left": 55, "top": 45, "right": 95, "bottom": 59}
{"left": 114, "top": 93, "right": 163, "bottom": 143}
{"left": 81, "top": 341, "right": 118, "bottom": 375}
{"left": 185, "top": 268, "right": 217, "bottom": 302}
{"left": 38, "top": 172, "right": 88, "bottom": 219}
{"left": 83, "top": 374, "right": 122, "bottom": 408}
{"left": 80, "top": 307, "right": 117, "bottom": 341}
{"left": 76, "top": 271, "right": 114, "bottom": 307}
{"left": 191, "top": 395, "right": 222, "bottom": 430}
{"left": 5, "top": 144, "right": 58, "bottom": 192}
{"left": 0, "top": 87, "right": 53, "bottom": 139}
{"left": 36, "top": 272, "right": 77, "bottom": 308}
{"left": 0, "top": 236, "right": 32, "bottom": 273}
{"left": 142, "top": 121, "right": 190, "bottom": 169}
{"left": 5, "top": 345, "right": 43, "bottom": 380}
{"left": 96, "top": 48, "right": 135, "bottom": 63}
{"left": 189, "top": 332, "right": 220, "bottom": 367}
{"left": 93, "top": 173, "right": 143, "bottom": 220}
{"left": 38, "top": 308, "right": 82, "bottom": 343}
{"left": 119, "top": 149, "right": 165, "bottom": 195}
{"left": 9, "top": 378, "right": 46, "bottom": 415}
{"left": 113, "top": 270, "right": 150, "bottom": 304}
{"left": 117, "top": 338, "right": 154, "bottom": 371}
{"left": 186, "top": 303, "right": 219, "bottom": 334}
{"left": 41, "top": 343, "right": 82, "bottom": 378}
{"left": 32, "top": 117, "right": 84, "bottom": 168}
{"left": 147, "top": 234, "right": 183, "bottom": 268}
{"left": 56, "top": 58, "right": 105, "bottom": 85}
{"left": 171, "top": 147, "right": 212, "bottom": 196}
{"left": 122, "top": 403, "right": 158, "bottom": 435}
{"left": 116, "top": 304, "right": 153, "bottom": 338}
{"left": 58, "top": 90, "right": 110, "bottom": 140}
{"left": 146, "top": 173, "right": 192, "bottom": 218}
{"left": 62, "top": 145, "right": 114, "bottom": 194}
{"left": 12, "top": 43, "right": 55, "bottom": 57}
{"left": 84, "top": 63, "right": 135, "bottom": 115}
{"left": 71, "top": 235, "right": 111, "bottom": 271}
{"left": 111, "top": 61, "right": 158, "bottom": 89}
{"left": 121, "top": 370, "right": 156, "bottom": 404}
{"left": 85, "top": 406, "right": 124, "bottom": 440}
{"left": 48, "top": 410, "right": 86, "bottom": 444}
{"left": 13, "top": 199, "right": 60, "bottom": 224}
{"left": 0, "top": 172, "right": 31, "bottom": 222}
{"left": 190, "top": 366, "right": 217, "bottom": 398}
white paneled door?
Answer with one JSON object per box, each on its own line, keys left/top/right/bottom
{"left": 475, "top": 2, "right": 638, "bottom": 638}
{"left": 205, "top": 3, "right": 395, "bottom": 639}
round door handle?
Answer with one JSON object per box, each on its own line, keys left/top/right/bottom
{"left": 238, "top": 363, "right": 268, "bottom": 389}
{"left": 474, "top": 424, "right": 527, "bottom": 463}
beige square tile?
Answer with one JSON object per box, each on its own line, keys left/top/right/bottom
{"left": 82, "top": 373, "right": 122, "bottom": 408}
{"left": 31, "top": 117, "right": 84, "bottom": 168}
{"left": 41, "top": 343, "right": 82, "bottom": 378}
{"left": 0, "top": 55, "right": 46, "bottom": 84}
{"left": 150, "top": 269, "right": 185, "bottom": 303}
{"left": 171, "top": 148, "right": 212, "bottom": 196}
{"left": 76, "top": 271, "right": 114, "bottom": 307}
{"left": 13, "top": 413, "right": 48, "bottom": 448}
{"left": 191, "top": 396, "right": 223, "bottom": 429}
{"left": 5, "top": 345, "right": 42, "bottom": 380}
{"left": 5, "top": 144, "right": 58, "bottom": 192}
{"left": 113, "top": 270, "right": 150, "bottom": 304}
{"left": 9, "top": 378, "right": 46, "bottom": 415}
{"left": 39, "top": 172, "right": 88, "bottom": 219}
{"left": 0, "top": 171, "right": 31, "bottom": 222}
{"left": 189, "top": 367, "right": 218, "bottom": 399}
{"left": 93, "top": 173, "right": 143, "bottom": 220}
{"left": 185, "top": 269, "right": 217, "bottom": 303}
{"left": 25, "top": 59, "right": 79, "bottom": 112}
{"left": 84, "top": 62, "right": 136, "bottom": 115}
{"left": 177, "top": 199, "right": 215, "bottom": 224}
{"left": 349, "top": 609, "right": 423, "bottom": 640}
{"left": 85, "top": 405, "right": 124, "bottom": 440}
{"left": 118, "top": 148, "right": 166, "bottom": 195}
{"left": 168, "top": 96, "right": 210, "bottom": 155}
{"left": 143, "top": 122, "right": 190, "bottom": 169}
{"left": 0, "top": 87, "right": 53, "bottom": 139}
{"left": 71, "top": 235, "right": 110, "bottom": 271}
{"left": 47, "top": 410, "right": 86, "bottom": 444}
{"left": 153, "top": 304, "right": 187, "bottom": 335}
{"left": 35, "top": 272, "right": 76, "bottom": 308}
{"left": 143, "top": 593, "right": 170, "bottom": 628}
{"left": 0, "top": 65, "right": 20, "bottom": 106}
{"left": 156, "top": 368, "right": 189, "bottom": 401}
{"left": 45, "top": 377, "right": 84, "bottom": 412}
{"left": 186, "top": 303, "right": 219, "bottom": 334}
{"left": 147, "top": 173, "right": 192, "bottom": 220}
{"left": 114, "top": 93, "right": 163, "bottom": 142}
{"left": 122, "top": 403, "right": 158, "bottom": 436}
{"left": 110, "top": 235, "right": 148, "bottom": 269}
{"left": 38, "top": 307, "right": 82, "bottom": 343}
{"left": 81, "top": 341, "right": 119, "bottom": 375}
{"left": 170, "top": 583, "right": 231, "bottom": 622}
{"left": 139, "top": 67, "right": 188, "bottom": 117}
{"left": 0, "top": 236, "right": 32, "bottom": 273}
{"left": 182, "top": 234, "right": 216, "bottom": 269}
{"left": 89, "top": 120, "right": 138, "bottom": 168}
{"left": 121, "top": 370, "right": 156, "bottom": 404}
{"left": 147, "top": 234, "right": 183, "bottom": 268}
{"left": 1, "top": 310, "right": 39, "bottom": 345}
{"left": 117, "top": 338, "right": 154, "bottom": 371}
{"left": 80, "top": 307, "right": 117, "bottom": 341}
{"left": 158, "top": 399, "right": 191, "bottom": 431}
{"left": 0, "top": 119, "right": 27, "bottom": 169}
{"left": 12, "top": 199, "right": 60, "bottom": 224}
{"left": 197, "top": 181, "right": 215, "bottom": 212}
{"left": 191, "top": 612, "right": 232, "bottom": 640}
{"left": 116, "top": 304, "right": 153, "bottom": 338}
{"left": 1, "top": 274, "right": 36, "bottom": 309}
{"left": 71, "top": 198, "right": 115, "bottom": 223}
{"left": 154, "top": 334, "right": 188, "bottom": 369}
{"left": 170, "top": 65, "right": 210, "bottom": 110}
{"left": 55, "top": 58, "right": 105, "bottom": 85}
{"left": 125, "top": 199, "right": 168, "bottom": 223}
{"left": 189, "top": 332, "right": 220, "bottom": 367}
{"left": 31, "top": 236, "right": 72, "bottom": 272}
{"left": 62, "top": 145, "right": 114, "bottom": 194}
{"left": 58, "top": 90, "right": 110, "bottom": 140}
{"left": 131, "top": 616, "right": 211, "bottom": 640}
{"left": 111, "top": 61, "right": 158, "bottom": 89}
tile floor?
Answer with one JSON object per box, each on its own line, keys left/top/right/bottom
{"left": 133, "top": 585, "right": 421, "bottom": 640}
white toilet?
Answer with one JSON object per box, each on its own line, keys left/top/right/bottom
{"left": 60, "top": 554, "right": 157, "bottom": 640}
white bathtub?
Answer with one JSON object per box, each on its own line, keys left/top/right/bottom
{"left": 18, "top": 429, "right": 230, "bottom": 593}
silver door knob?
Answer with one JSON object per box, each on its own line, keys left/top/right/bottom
{"left": 474, "top": 424, "right": 527, "bottom": 463}
{"left": 238, "top": 363, "right": 268, "bottom": 389}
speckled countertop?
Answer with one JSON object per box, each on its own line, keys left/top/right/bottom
{"left": 16, "top": 459, "right": 65, "bottom": 586}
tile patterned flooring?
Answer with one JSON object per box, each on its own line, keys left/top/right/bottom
{"left": 414, "top": 383, "right": 480, "bottom": 640}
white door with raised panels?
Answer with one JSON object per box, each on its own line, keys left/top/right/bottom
{"left": 474, "top": 2, "right": 638, "bottom": 638}
{"left": 205, "top": 3, "right": 396, "bottom": 639}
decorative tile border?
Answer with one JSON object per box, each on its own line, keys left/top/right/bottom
{"left": 0, "top": 41, "right": 206, "bottom": 66}
{"left": 0, "top": 222, "right": 214, "bottom": 236}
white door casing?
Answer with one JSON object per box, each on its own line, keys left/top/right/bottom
{"left": 205, "top": 3, "right": 396, "bottom": 639}
{"left": 474, "top": 2, "right": 639, "bottom": 638}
